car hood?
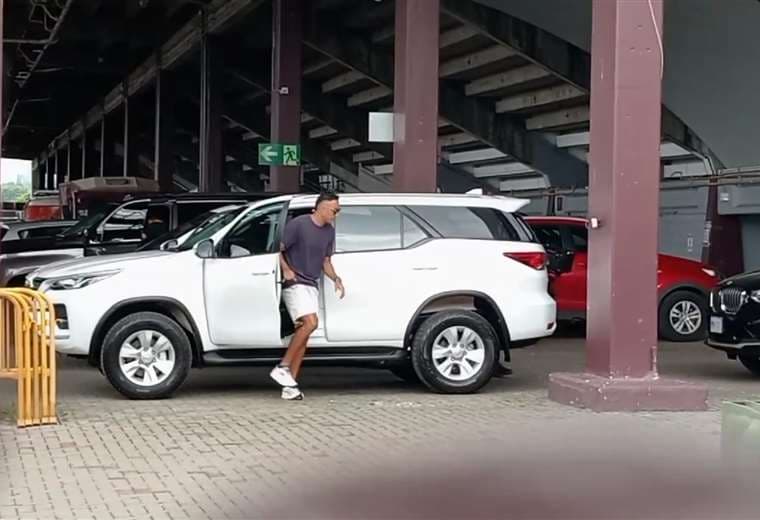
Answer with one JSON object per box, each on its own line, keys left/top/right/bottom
{"left": 720, "top": 269, "right": 760, "bottom": 288}
{"left": 32, "top": 250, "right": 175, "bottom": 279}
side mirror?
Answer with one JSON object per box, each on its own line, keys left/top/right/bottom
{"left": 195, "top": 239, "right": 216, "bottom": 259}
{"left": 160, "top": 239, "right": 179, "bottom": 251}
{"left": 547, "top": 250, "right": 574, "bottom": 274}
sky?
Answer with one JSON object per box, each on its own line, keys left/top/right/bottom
{"left": 1, "top": 158, "right": 32, "bottom": 185}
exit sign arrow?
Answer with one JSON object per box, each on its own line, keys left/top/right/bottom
{"left": 258, "top": 144, "right": 280, "bottom": 165}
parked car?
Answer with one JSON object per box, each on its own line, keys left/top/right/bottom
{"left": 706, "top": 270, "right": 760, "bottom": 376}
{"left": 0, "top": 193, "right": 273, "bottom": 287}
{"left": 29, "top": 193, "right": 557, "bottom": 399}
{"left": 525, "top": 216, "right": 720, "bottom": 342}
{"left": 0, "top": 219, "right": 77, "bottom": 242}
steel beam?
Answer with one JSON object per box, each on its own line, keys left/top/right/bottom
{"left": 526, "top": 106, "right": 590, "bottom": 131}
{"left": 49, "top": 0, "right": 265, "bottom": 153}
{"left": 465, "top": 65, "right": 552, "bottom": 97}
{"left": 303, "top": 16, "right": 587, "bottom": 187}
{"left": 440, "top": 0, "right": 720, "bottom": 164}
{"left": 322, "top": 70, "right": 364, "bottom": 93}
{"left": 347, "top": 86, "right": 392, "bottom": 107}
{"left": 496, "top": 84, "right": 586, "bottom": 113}
{"left": 440, "top": 45, "right": 516, "bottom": 78}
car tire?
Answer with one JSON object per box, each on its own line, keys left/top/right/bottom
{"left": 411, "top": 310, "right": 498, "bottom": 394}
{"left": 738, "top": 349, "right": 760, "bottom": 377}
{"left": 390, "top": 363, "right": 421, "bottom": 385}
{"left": 658, "top": 290, "right": 708, "bottom": 342}
{"left": 101, "top": 312, "right": 192, "bottom": 400}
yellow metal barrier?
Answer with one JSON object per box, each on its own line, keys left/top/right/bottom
{"left": 0, "top": 288, "right": 57, "bottom": 427}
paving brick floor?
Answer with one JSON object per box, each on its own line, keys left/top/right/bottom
{"left": 2, "top": 335, "right": 759, "bottom": 519}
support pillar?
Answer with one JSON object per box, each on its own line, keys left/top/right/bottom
{"left": 45, "top": 154, "right": 55, "bottom": 190}
{"left": 0, "top": 0, "right": 3, "bottom": 204}
{"left": 392, "top": 0, "right": 439, "bottom": 193}
{"left": 548, "top": 0, "right": 707, "bottom": 412}
{"left": 703, "top": 185, "right": 744, "bottom": 277}
{"left": 198, "top": 12, "right": 225, "bottom": 193}
{"left": 154, "top": 55, "right": 176, "bottom": 192}
{"left": 269, "top": 0, "right": 302, "bottom": 193}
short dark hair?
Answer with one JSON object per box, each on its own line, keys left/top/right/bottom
{"left": 315, "top": 191, "right": 339, "bottom": 209}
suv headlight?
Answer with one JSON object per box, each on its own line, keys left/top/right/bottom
{"left": 751, "top": 290, "right": 760, "bottom": 304}
{"left": 40, "top": 270, "right": 120, "bottom": 291}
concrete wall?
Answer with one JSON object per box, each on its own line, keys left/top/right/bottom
{"left": 476, "top": 0, "right": 760, "bottom": 168}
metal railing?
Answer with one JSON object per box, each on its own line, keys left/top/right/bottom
{"left": 0, "top": 288, "right": 57, "bottom": 427}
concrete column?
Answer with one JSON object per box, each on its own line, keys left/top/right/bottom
{"left": 392, "top": 0, "right": 439, "bottom": 193}
{"left": 269, "top": 0, "right": 303, "bottom": 193}
{"left": 198, "top": 26, "right": 225, "bottom": 193}
{"left": 548, "top": 0, "right": 707, "bottom": 411}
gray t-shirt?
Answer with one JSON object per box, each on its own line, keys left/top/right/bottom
{"left": 281, "top": 214, "right": 336, "bottom": 288}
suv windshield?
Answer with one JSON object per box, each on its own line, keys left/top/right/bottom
{"left": 138, "top": 207, "right": 243, "bottom": 251}
{"left": 176, "top": 207, "right": 246, "bottom": 251}
{"left": 58, "top": 205, "right": 117, "bottom": 239}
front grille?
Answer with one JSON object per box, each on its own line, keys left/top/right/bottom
{"left": 719, "top": 287, "right": 747, "bottom": 315}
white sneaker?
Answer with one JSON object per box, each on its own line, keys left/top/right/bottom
{"left": 281, "top": 386, "right": 304, "bottom": 400}
{"left": 270, "top": 366, "right": 297, "bottom": 387}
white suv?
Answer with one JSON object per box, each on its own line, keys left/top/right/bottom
{"left": 29, "top": 193, "right": 556, "bottom": 399}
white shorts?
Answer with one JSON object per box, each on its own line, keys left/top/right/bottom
{"left": 282, "top": 284, "right": 319, "bottom": 321}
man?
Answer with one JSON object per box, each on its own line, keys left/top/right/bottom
{"left": 270, "top": 192, "right": 345, "bottom": 400}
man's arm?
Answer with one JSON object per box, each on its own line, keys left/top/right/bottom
{"left": 323, "top": 257, "right": 345, "bottom": 298}
{"left": 280, "top": 247, "right": 296, "bottom": 281}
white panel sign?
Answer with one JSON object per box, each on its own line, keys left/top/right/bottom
{"left": 368, "top": 112, "right": 394, "bottom": 142}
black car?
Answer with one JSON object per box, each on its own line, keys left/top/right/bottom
{"left": 0, "top": 192, "right": 274, "bottom": 286}
{"left": 706, "top": 270, "right": 760, "bottom": 376}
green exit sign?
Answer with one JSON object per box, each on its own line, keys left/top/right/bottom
{"left": 258, "top": 143, "right": 301, "bottom": 166}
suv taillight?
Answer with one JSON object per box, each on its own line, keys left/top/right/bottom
{"left": 504, "top": 252, "right": 547, "bottom": 270}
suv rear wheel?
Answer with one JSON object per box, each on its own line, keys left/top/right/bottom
{"left": 411, "top": 310, "right": 497, "bottom": 394}
{"left": 101, "top": 312, "right": 192, "bottom": 399}
{"left": 658, "top": 290, "right": 707, "bottom": 342}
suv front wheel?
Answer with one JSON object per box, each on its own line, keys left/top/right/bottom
{"left": 101, "top": 312, "right": 192, "bottom": 399}
{"left": 411, "top": 310, "right": 498, "bottom": 394}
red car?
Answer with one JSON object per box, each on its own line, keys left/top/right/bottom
{"left": 525, "top": 216, "right": 721, "bottom": 342}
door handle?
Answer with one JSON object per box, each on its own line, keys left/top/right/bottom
{"left": 251, "top": 272, "right": 272, "bottom": 276}
{"left": 412, "top": 267, "right": 438, "bottom": 271}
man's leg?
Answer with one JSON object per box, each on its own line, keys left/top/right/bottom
{"left": 281, "top": 314, "right": 317, "bottom": 378}
{"left": 288, "top": 314, "right": 318, "bottom": 379}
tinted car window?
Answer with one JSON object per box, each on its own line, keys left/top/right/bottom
{"left": 177, "top": 202, "right": 233, "bottom": 224}
{"left": 219, "top": 203, "right": 284, "bottom": 257}
{"left": 101, "top": 202, "right": 148, "bottom": 242}
{"left": 532, "top": 225, "right": 564, "bottom": 252}
{"left": 409, "top": 206, "right": 522, "bottom": 241}
{"left": 402, "top": 215, "right": 428, "bottom": 248}
{"left": 336, "top": 206, "right": 402, "bottom": 252}
{"left": 568, "top": 224, "right": 588, "bottom": 252}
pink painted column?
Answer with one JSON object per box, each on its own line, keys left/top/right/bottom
{"left": 392, "top": 0, "right": 439, "bottom": 193}
{"left": 269, "top": 0, "right": 302, "bottom": 193}
{"left": 549, "top": 0, "right": 707, "bottom": 411}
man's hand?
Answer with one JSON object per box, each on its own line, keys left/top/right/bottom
{"left": 334, "top": 277, "right": 345, "bottom": 299}
{"left": 283, "top": 268, "right": 297, "bottom": 282}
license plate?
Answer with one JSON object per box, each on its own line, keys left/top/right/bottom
{"left": 710, "top": 316, "right": 724, "bottom": 334}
